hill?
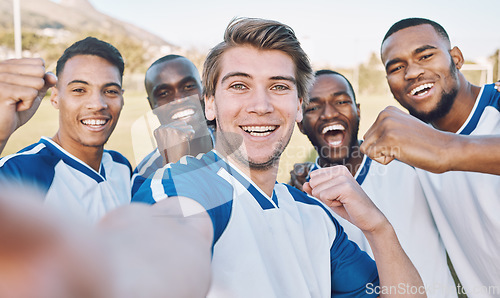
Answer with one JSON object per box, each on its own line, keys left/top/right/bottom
{"left": 0, "top": 0, "right": 181, "bottom": 74}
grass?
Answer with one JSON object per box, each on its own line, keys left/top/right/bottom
{"left": 2, "top": 91, "right": 399, "bottom": 183}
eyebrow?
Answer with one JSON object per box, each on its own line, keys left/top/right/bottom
{"left": 67, "top": 80, "right": 121, "bottom": 89}
{"left": 413, "top": 45, "right": 437, "bottom": 55}
{"left": 385, "top": 45, "right": 438, "bottom": 72}
{"left": 220, "top": 72, "right": 296, "bottom": 85}
{"left": 309, "top": 91, "right": 351, "bottom": 103}
{"left": 270, "top": 76, "right": 296, "bottom": 85}
{"left": 221, "top": 72, "right": 251, "bottom": 84}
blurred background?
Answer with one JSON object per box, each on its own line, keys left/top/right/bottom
{"left": 1, "top": 0, "right": 499, "bottom": 182}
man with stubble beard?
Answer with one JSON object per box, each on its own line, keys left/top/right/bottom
{"left": 291, "top": 69, "right": 456, "bottom": 297}
{"left": 361, "top": 18, "right": 500, "bottom": 297}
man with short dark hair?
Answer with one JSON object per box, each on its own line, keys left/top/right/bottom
{"left": 131, "top": 54, "right": 213, "bottom": 196}
{"left": 293, "top": 69, "right": 456, "bottom": 297}
{"left": 0, "top": 37, "right": 131, "bottom": 222}
{"left": 361, "top": 17, "right": 500, "bottom": 296}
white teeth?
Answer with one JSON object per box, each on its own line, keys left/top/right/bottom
{"left": 172, "top": 109, "right": 195, "bottom": 120}
{"left": 82, "top": 119, "right": 107, "bottom": 126}
{"left": 249, "top": 131, "right": 272, "bottom": 137}
{"left": 410, "top": 83, "right": 434, "bottom": 96}
{"left": 241, "top": 125, "right": 277, "bottom": 136}
{"left": 322, "top": 124, "right": 345, "bottom": 134}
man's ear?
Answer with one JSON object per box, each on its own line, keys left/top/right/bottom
{"left": 450, "top": 46, "right": 464, "bottom": 70}
{"left": 205, "top": 95, "right": 216, "bottom": 121}
{"left": 356, "top": 103, "right": 361, "bottom": 119}
{"left": 297, "top": 121, "right": 305, "bottom": 135}
{"left": 50, "top": 87, "right": 60, "bottom": 109}
{"left": 296, "top": 97, "right": 303, "bottom": 123}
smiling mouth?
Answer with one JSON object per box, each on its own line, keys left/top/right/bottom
{"left": 410, "top": 83, "right": 434, "bottom": 96}
{"left": 241, "top": 125, "right": 277, "bottom": 137}
{"left": 81, "top": 119, "right": 109, "bottom": 128}
{"left": 321, "top": 124, "right": 345, "bottom": 146}
{"left": 171, "top": 108, "right": 195, "bottom": 120}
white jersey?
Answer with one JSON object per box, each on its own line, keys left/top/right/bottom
{"left": 133, "top": 150, "right": 380, "bottom": 297}
{"left": 310, "top": 156, "right": 457, "bottom": 297}
{"left": 0, "top": 137, "right": 132, "bottom": 223}
{"left": 131, "top": 126, "right": 216, "bottom": 197}
{"left": 416, "top": 84, "right": 500, "bottom": 298}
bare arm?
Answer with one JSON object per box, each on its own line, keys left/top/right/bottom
{"left": 0, "top": 58, "right": 57, "bottom": 155}
{"left": 360, "top": 106, "right": 500, "bottom": 174}
{"left": 0, "top": 187, "right": 212, "bottom": 298}
{"left": 303, "top": 166, "right": 425, "bottom": 297}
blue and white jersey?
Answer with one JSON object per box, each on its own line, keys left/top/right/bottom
{"left": 416, "top": 84, "right": 500, "bottom": 298}
{"left": 131, "top": 148, "right": 162, "bottom": 197}
{"left": 133, "top": 150, "right": 379, "bottom": 298}
{"left": 131, "top": 126, "right": 216, "bottom": 197}
{"left": 310, "top": 157, "right": 457, "bottom": 297}
{"left": 0, "top": 137, "right": 132, "bottom": 223}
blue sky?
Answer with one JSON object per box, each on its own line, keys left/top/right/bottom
{"left": 85, "top": 0, "right": 499, "bottom": 68}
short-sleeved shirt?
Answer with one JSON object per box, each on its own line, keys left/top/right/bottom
{"left": 133, "top": 150, "right": 379, "bottom": 297}
{"left": 0, "top": 137, "right": 132, "bottom": 223}
{"left": 309, "top": 156, "right": 457, "bottom": 297}
{"left": 416, "top": 84, "right": 500, "bottom": 298}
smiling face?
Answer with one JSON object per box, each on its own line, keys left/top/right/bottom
{"left": 298, "top": 73, "right": 360, "bottom": 166}
{"left": 145, "top": 58, "right": 202, "bottom": 110}
{"left": 50, "top": 55, "right": 123, "bottom": 151}
{"left": 205, "top": 45, "right": 302, "bottom": 171}
{"left": 381, "top": 24, "right": 462, "bottom": 123}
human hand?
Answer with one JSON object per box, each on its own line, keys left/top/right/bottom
{"left": 0, "top": 186, "right": 111, "bottom": 298}
{"left": 0, "top": 58, "right": 57, "bottom": 152}
{"left": 288, "top": 162, "right": 314, "bottom": 191}
{"left": 303, "top": 166, "right": 387, "bottom": 234}
{"left": 495, "top": 80, "right": 500, "bottom": 92}
{"left": 154, "top": 121, "right": 195, "bottom": 165}
{"left": 360, "top": 106, "right": 454, "bottom": 173}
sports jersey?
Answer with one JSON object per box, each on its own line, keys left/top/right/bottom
{"left": 309, "top": 157, "right": 457, "bottom": 297}
{"left": 133, "top": 150, "right": 379, "bottom": 297}
{"left": 415, "top": 84, "right": 500, "bottom": 298}
{"left": 131, "top": 148, "right": 162, "bottom": 196}
{"left": 0, "top": 137, "right": 132, "bottom": 223}
{"left": 131, "top": 127, "right": 215, "bottom": 197}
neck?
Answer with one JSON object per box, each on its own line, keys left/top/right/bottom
{"left": 318, "top": 144, "right": 364, "bottom": 177}
{"left": 51, "top": 132, "right": 104, "bottom": 172}
{"left": 216, "top": 147, "right": 278, "bottom": 198}
{"left": 431, "top": 74, "right": 481, "bottom": 132}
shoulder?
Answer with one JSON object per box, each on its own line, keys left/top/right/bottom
{"left": 104, "top": 150, "right": 132, "bottom": 171}
{"left": 0, "top": 139, "right": 60, "bottom": 170}
{"left": 0, "top": 139, "right": 60, "bottom": 192}
{"left": 133, "top": 151, "right": 228, "bottom": 204}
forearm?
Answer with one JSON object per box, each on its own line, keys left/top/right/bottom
{"left": 364, "top": 222, "right": 425, "bottom": 297}
{"left": 445, "top": 134, "right": 500, "bottom": 174}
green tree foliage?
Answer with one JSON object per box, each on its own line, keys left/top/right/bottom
{"left": 75, "top": 31, "right": 148, "bottom": 75}
{"left": 358, "top": 52, "right": 387, "bottom": 95}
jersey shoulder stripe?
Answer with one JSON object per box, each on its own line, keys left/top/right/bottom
{"left": 461, "top": 84, "right": 500, "bottom": 135}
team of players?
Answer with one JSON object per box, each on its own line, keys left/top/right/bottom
{"left": 0, "top": 17, "right": 499, "bottom": 298}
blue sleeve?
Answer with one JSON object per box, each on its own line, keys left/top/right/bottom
{"left": 131, "top": 169, "right": 146, "bottom": 198}
{"left": 0, "top": 154, "right": 57, "bottom": 195}
{"left": 132, "top": 158, "right": 233, "bottom": 247}
{"left": 330, "top": 221, "right": 379, "bottom": 297}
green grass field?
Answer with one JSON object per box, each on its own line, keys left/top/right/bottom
{"left": 2, "top": 91, "right": 399, "bottom": 183}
